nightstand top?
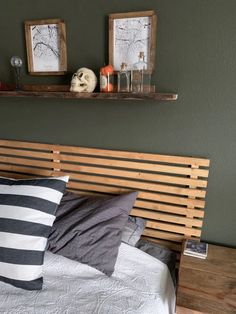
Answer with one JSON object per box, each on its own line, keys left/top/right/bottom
{"left": 180, "top": 243, "right": 236, "bottom": 279}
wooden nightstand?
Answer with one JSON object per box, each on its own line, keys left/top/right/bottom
{"left": 177, "top": 243, "right": 236, "bottom": 314}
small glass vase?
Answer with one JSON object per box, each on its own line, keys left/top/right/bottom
{"left": 131, "top": 52, "right": 151, "bottom": 93}
{"left": 117, "top": 62, "right": 130, "bottom": 93}
{"left": 100, "top": 65, "right": 114, "bottom": 92}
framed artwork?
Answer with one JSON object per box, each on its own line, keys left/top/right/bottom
{"left": 24, "top": 18, "right": 67, "bottom": 75}
{"left": 109, "top": 10, "right": 157, "bottom": 72}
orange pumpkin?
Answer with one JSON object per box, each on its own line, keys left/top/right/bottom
{"left": 101, "top": 64, "right": 114, "bottom": 75}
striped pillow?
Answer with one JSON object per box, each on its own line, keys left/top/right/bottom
{"left": 0, "top": 176, "right": 69, "bottom": 290}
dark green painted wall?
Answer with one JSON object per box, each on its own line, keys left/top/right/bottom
{"left": 0, "top": 1, "right": 235, "bottom": 247}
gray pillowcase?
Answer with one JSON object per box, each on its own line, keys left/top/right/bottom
{"left": 47, "top": 191, "right": 138, "bottom": 276}
{"left": 121, "top": 216, "right": 146, "bottom": 246}
{"left": 136, "top": 239, "right": 177, "bottom": 287}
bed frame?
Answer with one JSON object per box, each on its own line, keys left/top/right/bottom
{"left": 0, "top": 139, "right": 210, "bottom": 256}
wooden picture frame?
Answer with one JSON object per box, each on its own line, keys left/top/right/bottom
{"left": 109, "top": 10, "right": 157, "bottom": 72}
{"left": 24, "top": 19, "right": 67, "bottom": 75}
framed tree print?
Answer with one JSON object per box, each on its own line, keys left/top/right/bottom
{"left": 24, "top": 19, "right": 67, "bottom": 75}
{"left": 109, "top": 10, "right": 157, "bottom": 72}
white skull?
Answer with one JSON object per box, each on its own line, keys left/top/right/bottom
{"left": 70, "top": 67, "right": 97, "bottom": 92}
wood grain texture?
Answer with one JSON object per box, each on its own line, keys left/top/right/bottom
{"left": 0, "top": 139, "right": 210, "bottom": 254}
{"left": 0, "top": 90, "right": 178, "bottom": 101}
{"left": 179, "top": 244, "right": 236, "bottom": 279}
{"left": 177, "top": 244, "right": 236, "bottom": 314}
{"left": 176, "top": 305, "right": 205, "bottom": 314}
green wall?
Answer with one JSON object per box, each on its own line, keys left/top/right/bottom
{"left": 0, "top": 0, "right": 235, "bottom": 247}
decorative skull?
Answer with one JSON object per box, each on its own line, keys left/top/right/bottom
{"left": 70, "top": 67, "right": 97, "bottom": 92}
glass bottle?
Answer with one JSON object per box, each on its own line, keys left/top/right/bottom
{"left": 131, "top": 52, "right": 151, "bottom": 93}
{"left": 100, "top": 65, "right": 114, "bottom": 92}
{"left": 117, "top": 62, "right": 130, "bottom": 92}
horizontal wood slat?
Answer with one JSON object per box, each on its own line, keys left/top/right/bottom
{"left": 0, "top": 171, "right": 31, "bottom": 179}
{"left": 69, "top": 165, "right": 208, "bottom": 188}
{"left": 139, "top": 229, "right": 184, "bottom": 242}
{"left": 0, "top": 156, "right": 55, "bottom": 169}
{"left": 59, "top": 154, "right": 209, "bottom": 178}
{"left": 67, "top": 173, "right": 206, "bottom": 198}
{"left": 0, "top": 159, "right": 208, "bottom": 188}
{"left": 0, "top": 139, "right": 210, "bottom": 167}
{"left": 0, "top": 139, "right": 210, "bottom": 254}
{"left": 131, "top": 208, "right": 203, "bottom": 227}
{"left": 66, "top": 181, "right": 205, "bottom": 208}
{"left": 0, "top": 155, "right": 209, "bottom": 178}
{"left": 0, "top": 147, "right": 53, "bottom": 159}
{"left": 0, "top": 90, "right": 178, "bottom": 101}
{"left": 144, "top": 222, "right": 201, "bottom": 237}
{"left": 135, "top": 200, "right": 204, "bottom": 218}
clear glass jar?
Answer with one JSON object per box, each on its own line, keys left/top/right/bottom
{"left": 100, "top": 65, "right": 114, "bottom": 92}
{"left": 117, "top": 62, "right": 130, "bottom": 92}
{"left": 131, "top": 52, "right": 151, "bottom": 93}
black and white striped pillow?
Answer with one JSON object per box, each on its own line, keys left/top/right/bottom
{"left": 0, "top": 175, "right": 69, "bottom": 290}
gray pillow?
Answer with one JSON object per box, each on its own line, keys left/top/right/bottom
{"left": 136, "top": 239, "right": 177, "bottom": 287}
{"left": 121, "top": 216, "right": 146, "bottom": 246}
{"left": 47, "top": 190, "right": 138, "bottom": 276}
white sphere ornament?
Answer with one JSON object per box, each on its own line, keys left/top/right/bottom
{"left": 10, "top": 56, "right": 23, "bottom": 68}
{"left": 10, "top": 56, "right": 23, "bottom": 90}
{"left": 70, "top": 67, "right": 97, "bottom": 92}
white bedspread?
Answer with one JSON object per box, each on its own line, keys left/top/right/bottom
{"left": 0, "top": 243, "right": 176, "bottom": 314}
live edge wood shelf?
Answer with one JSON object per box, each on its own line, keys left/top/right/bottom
{"left": 0, "top": 89, "right": 178, "bottom": 101}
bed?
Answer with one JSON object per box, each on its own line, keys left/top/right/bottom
{"left": 0, "top": 243, "right": 176, "bottom": 314}
{"left": 0, "top": 139, "right": 210, "bottom": 314}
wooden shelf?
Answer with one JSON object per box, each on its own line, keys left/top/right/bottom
{"left": 0, "top": 90, "right": 178, "bottom": 101}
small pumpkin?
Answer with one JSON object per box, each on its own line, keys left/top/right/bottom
{"left": 100, "top": 64, "right": 114, "bottom": 75}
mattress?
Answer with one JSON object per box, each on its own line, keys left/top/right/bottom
{"left": 0, "top": 243, "right": 176, "bottom": 314}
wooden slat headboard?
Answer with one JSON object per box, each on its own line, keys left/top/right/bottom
{"left": 0, "top": 139, "right": 210, "bottom": 254}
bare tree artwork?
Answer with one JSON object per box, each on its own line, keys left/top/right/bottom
{"left": 30, "top": 24, "right": 60, "bottom": 72}
{"left": 109, "top": 11, "right": 157, "bottom": 73}
{"left": 25, "top": 19, "right": 67, "bottom": 75}
{"left": 113, "top": 17, "right": 151, "bottom": 70}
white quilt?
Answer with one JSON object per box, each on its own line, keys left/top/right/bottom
{"left": 0, "top": 243, "right": 176, "bottom": 314}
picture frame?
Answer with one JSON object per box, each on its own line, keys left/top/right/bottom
{"left": 24, "top": 18, "right": 67, "bottom": 75}
{"left": 109, "top": 10, "right": 157, "bottom": 72}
